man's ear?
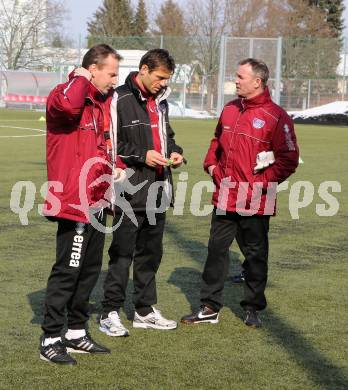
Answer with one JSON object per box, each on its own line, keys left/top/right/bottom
{"left": 255, "top": 77, "right": 262, "bottom": 89}
{"left": 88, "top": 63, "right": 98, "bottom": 78}
{"left": 139, "top": 64, "right": 149, "bottom": 76}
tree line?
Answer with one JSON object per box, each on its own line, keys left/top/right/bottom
{"left": 87, "top": 0, "right": 345, "bottom": 40}
{"left": 0, "top": 0, "right": 345, "bottom": 108}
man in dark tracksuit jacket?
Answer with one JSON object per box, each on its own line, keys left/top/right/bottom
{"left": 99, "top": 49, "right": 184, "bottom": 336}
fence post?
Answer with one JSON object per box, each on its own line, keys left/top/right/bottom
{"left": 342, "top": 37, "right": 347, "bottom": 101}
{"left": 32, "top": 72, "right": 39, "bottom": 111}
{"left": 182, "top": 66, "right": 186, "bottom": 117}
{"left": 0, "top": 71, "right": 2, "bottom": 103}
{"left": 78, "top": 34, "right": 82, "bottom": 65}
{"left": 200, "top": 75, "right": 206, "bottom": 111}
{"left": 249, "top": 38, "right": 254, "bottom": 57}
{"left": 217, "top": 35, "right": 227, "bottom": 116}
{"left": 160, "top": 35, "right": 164, "bottom": 49}
{"left": 274, "top": 36, "right": 282, "bottom": 105}
{"left": 307, "top": 79, "right": 311, "bottom": 109}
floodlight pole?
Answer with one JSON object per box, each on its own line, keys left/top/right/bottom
{"left": 274, "top": 36, "right": 282, "bottom": 105}
{"left": 217, "top": 35, "right": 227, "bottom": 116}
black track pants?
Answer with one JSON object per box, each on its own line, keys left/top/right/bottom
{"left": 200, "top": 209, "right": 270, "bottom": 312}
{"left": 41, "top": 214, "right": 106, "bottom": 337}
{"left": 102, "top": 212, "right": 165, "bottom": 314}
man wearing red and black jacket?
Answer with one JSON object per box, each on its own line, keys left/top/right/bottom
{"left": 40, "top": 44, "right": 124, "bottom": 365}
{"left": 181, "top": 58, "right": 299, "bottom": 328}
{"left": 99, "top": 49, "right": 184, "bottom": 336}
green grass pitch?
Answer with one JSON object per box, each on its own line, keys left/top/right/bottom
{"left": 0, "top": 108, "right": 347, "bottom": 389}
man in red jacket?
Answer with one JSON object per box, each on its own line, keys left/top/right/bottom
{"left": 40, "top": 44, "right": 123, "bottom": 365}
{"left": 181, "top": 58, "right": 299, "bottom": 328}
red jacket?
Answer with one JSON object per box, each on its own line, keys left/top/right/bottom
{"left": 43, "top": 73, "right": 124, "bottom": 223}
{"left": 204, "top": 88, "right": 299, "bottom": 215}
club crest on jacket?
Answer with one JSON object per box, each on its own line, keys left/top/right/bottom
{"left": 252, "top": 118, "right": 265, "bottom": 129}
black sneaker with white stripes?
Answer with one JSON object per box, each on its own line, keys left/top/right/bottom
{"left": 39, "top": 336, "right": 77, "bottom": 365}
{"left": 181, "top": 305, "right": 219, "bottom": 324}
{"left": 63, "top": 333, "right": 110, "bottom": 354}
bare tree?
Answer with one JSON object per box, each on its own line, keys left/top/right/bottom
{"left": 0, "top": 0, "right": 68, "bottom": 70}
{"left": 225, "top": 0, "right": 334, "bottom": 38}
{"left": 226, "top": 0, "right": 268, "bottom": 37}
{"left": 186, "top": 0, "right": 230, "bottom": 110}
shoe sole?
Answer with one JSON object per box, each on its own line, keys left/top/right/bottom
{"left": 132, "top": 322, "right": 177, "bottom": 330}
{"left": 99, "top": 326, "right": 129, "bottom": 337}
{"left": 66, "top": 347, "right": 90, "bottom": 354}
{"left": 181, "top": 318, "right": 219, "bottom": 325}
{"left": 40, "top": 354, "right": 77, "bottom": 365}
{"left": 66, "top": 347, "right": 111, "bottom": 354}
{"left": 244, "top": 322, "right": 262, "bottom": 329}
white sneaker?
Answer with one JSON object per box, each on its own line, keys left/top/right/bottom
{"left": 133, "top": 307, "right": 177, "bottom": 330}
{"left": 99, "top": 311, "right": 129, "bottom": 337}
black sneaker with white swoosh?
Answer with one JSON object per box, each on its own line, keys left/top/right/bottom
{"left": 181, "top": 305, "right": 219, "bottom": 324}
{"left": 39, "top": 336, "right": 77, "bottom": 365}
{"left": 243, "top": 309, "right": 262, "bottom": 328}
{"left": 63, "top": 333, "right": 110, "bottom": 354}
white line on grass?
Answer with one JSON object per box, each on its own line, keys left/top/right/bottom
{"left": 0, "top": 125, "right": 46, "bottom": 138}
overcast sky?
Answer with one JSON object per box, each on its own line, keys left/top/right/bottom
{"left": 65, "top": 0, "right": 348, "bottom": 41}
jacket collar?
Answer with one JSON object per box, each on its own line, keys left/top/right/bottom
{"left": 240, "top": 87, "right": 272, "bottom": 110}
{"left": 125, "top": 71, "right": 171, "bottom": 104}
{"left": 88, "top": 82, "right": 110, "bottom": 103}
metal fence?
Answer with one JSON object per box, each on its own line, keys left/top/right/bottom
{"left": 0, "top": 35, "right": 347, "bottom": 115}
{"left": 219, "top": 36, "right": 348, "bottom": 112}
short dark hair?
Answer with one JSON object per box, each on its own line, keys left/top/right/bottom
{"left": 139, "top": 49, "right": 175, "bottom": 73}
{"left": 239, "top": 58, "right": 269, "bottom": 88}
{"left": 82, "top": 44, "right": 122, "bottom": 69}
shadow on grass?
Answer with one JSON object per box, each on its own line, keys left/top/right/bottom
{"left": 27, "top": 289, "right": 45, "bottom": 325}
{"left": 27, "top": 270, "right": 136, "bottom": 326}
{"left": 166, "top": 221, "right": 348, "bottom": 390}
{"left": 165, "top": 221, "right": 245, "bottom": 314}
{"left": 265, "top": 309, "right": 348, "bottom": 390}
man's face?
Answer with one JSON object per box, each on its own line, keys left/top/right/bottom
{"left": 89, "top": 55, "right": 119, "bottom": 94}
{"left": 235, "top": 64, "right": 262, "bottom": 99}
{"left": 138, "top": 65, "right": 172, "bottom": 95}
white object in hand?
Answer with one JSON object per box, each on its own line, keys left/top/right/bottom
{"left": 114, "top": 168, "right": 127, "bottom": 184}
{"left": 254, "top": 151, "right": 275, "bottom": 174}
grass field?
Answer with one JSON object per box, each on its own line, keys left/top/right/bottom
{"left": 0, "top": 108, "right": 347, "bottom": 390}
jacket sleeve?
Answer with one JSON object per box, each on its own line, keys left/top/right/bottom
{"left": 264, "top": 112, "right": 299, "bottom": 184}
{"left": 203, "top": 115, "right": 223, "bottom": 172}
{"left": 46, "top": 76, "right": 90, "bottom": 125}
{"left": 116, "top": 155, "right": 127, "bottom": 169}
{"left": 166, "top": 109, "right": 183, "bottom": 156}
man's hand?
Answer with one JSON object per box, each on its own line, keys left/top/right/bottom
{"left": 145, "top": 150, "right": 168, "bottom": 168}
{"left": 169, "top": 152, "right": 184, "bottom": 168}
{"left": 114, "top": 167, "right": 126, "bottom": 183}
{"left": 73, "top": 67, "right": 92, "bottom": 81}
{"left": 208, "top": 165, "right": 216, "bottom": 176}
